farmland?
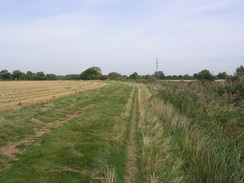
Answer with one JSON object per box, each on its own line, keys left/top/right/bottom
{"left": 0, "top": 81, "right": 243, "bottom": 182}
{"left": 0, "top": 81, "right": 106, "bottom": 113}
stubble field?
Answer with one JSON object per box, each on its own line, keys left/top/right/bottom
{"left": 0, "top": 81, "right": 106, "bottom": 113}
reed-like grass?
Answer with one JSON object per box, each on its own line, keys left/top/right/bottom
{"left": 137, "top": 85, "right": 186, "bottom": 182}
{"left": 148, "top": 81, "right": 243, "bottom": 182}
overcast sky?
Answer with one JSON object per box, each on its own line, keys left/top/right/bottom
{"left": 1, "top": 0, "right": 244, "bottom": 76}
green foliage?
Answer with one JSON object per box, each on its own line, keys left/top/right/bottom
{"left": 217, "top": 72, "right": 229, "bottom": 79}
{"left": 129, "top": 72, "right": 139, "bottom": 80}
{"left": 46, "top": 74, "right": 57, "bottom": 80}
{"left": 33, "top": 72, "right": 46, "bottom": 80}
{"left": 108, "top": 72, "right": 122, "bottom": 80}
{"left": 80, "top": 66, "right": 102, "bottom": 80}
{"left": 152, "top": 81, "right": 243, "bottom": 182}
{"left": 197, "top": 69, "right": 214, "bottom": 81}
{"left": 235, "top": 65, "right": 244, "bottom": 80}
{"left": 12, "top": 70, "right": 24, "bottom": 80}
{"left": 157, "top": 81, "right": 243, "bottom": 145}
{"left": 143, "top": 74, "right": 156, "bottom": 80}
{"left": 22, "top": 71, "right": 35, "bottom": 80}
{"left": 154, "top": 71, "right": 165, "bottom": 80}
{"left": 65, "top": 74, "right": 80, "bottom": 80}
{"left": 0, "top": 70, "right": 12, "bottom": 80}
{"left": 100, "top": 75, "right": 109, "bottom": 80}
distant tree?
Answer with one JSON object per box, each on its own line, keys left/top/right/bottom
{"left": 12, "top": 70, "right": 24, "bottom": 80}
{"left": 80, "top": 66, "right": 102, "bottom": 80}
{"left": 217, "top": 72, "right": 229, "bottom": 79}
{"left": 193, "top": 73, "right": 198, "bottom": 79}
{"left": 235, "top": 65, "right": 244, "bottom": 80}
{"left": 183, "top": 74, "right": 193, "bottom": 80}
{"left": 22, "top": 71, "right": 35, "bottom": 80}
{"left": 65, "top": 74, "right": 80, "bottom": 80}
{"left": 197, "top": 70, "right": 214, "bottom": 81}
{"left": 144, "top": 74, "right": 156, "bottom": 80}
{"left": 129, "top": 72, "right": 139, "bottom": 80}
{"left": 108, "top": 72, "right": 122, "bottom": 80}
{"left": 34, "top": 72, "right": 46, "bottom": 80}
{"left": 0, "top": 70, "right": 12, "bottom": 80}
{"left": 154, "top": 71, "right": 165, "bottom": 80}
{"left": 120, "top": 75, "right": 128, "bottom": 80}
{"left": 46, "top": 74, "right": 57, "bottom": 80}
{"left": 100, "top": 75, "right": 109, "bottom": 80}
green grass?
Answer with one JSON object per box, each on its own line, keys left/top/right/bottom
{"left": 0, "top": 83, "right": 133, "bottom": 182}
{"left": 1, "top": 81, "right": 242, "bottom": 182}
{"left": 149, "top": 81, "right": 243, "bottom": 182}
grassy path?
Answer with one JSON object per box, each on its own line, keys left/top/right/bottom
{"left": 125, "top": 88, "right": 138, "bottom": 183}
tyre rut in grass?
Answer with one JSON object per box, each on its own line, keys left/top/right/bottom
{"left": 125, "top": 87, "right": 139, "bottom": 183}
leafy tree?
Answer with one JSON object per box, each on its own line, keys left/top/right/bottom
{"left": 22, "top": 71, "right": 35, "bottom": 80}
{"left": 34, "top": 72, "right": 46, "bottom": 80}
{"left": 235, "top": 65, "right": 244, "bottom": 80}
{"left": 183, "top": 74, "right": 193, "bottom": 80}
{"left": 129, "top": 72, "right": 139, "bottom": 80}
{"left": 0, "top": 70, "right": 12, "bottom": 80}
{"left": 144, "top": 74, "right": 156, "bottom": 80}
{"left": 100, "top": 75, "right": 109, "bottom": 80}
{"left": 12, "top": 70, "right": 24, "bottom": 80}
{"left": 236, "top": 65, "right": 244, "bottom": 75}
{"left": 193, "top": 73, "right": 198, "bottom": 79}
{"left": 217, "top": 72, "right": 229, "bottom": 79}
{"left": 80, "top": 66, "right": 102, "bottom": 80}
{"left": 197, "top": 70, "right": 214, "bottom": 81}
{"left": 154, "top": 71, "right": 165, "bottom": 80}
{"left": 46, "top": 74, "right": 57, "bottom": 80}
{"left": 108, "top": 72, "right": 122, "bottom": 80}
{"left": 65, "top": 74, "right": 80, "bottom": 80}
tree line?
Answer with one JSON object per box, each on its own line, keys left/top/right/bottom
{"left": 0, "top": 70, "right": 57, "bottom": 80}
{"left": 0, "top": 65, "right": 243, "bottom": 81}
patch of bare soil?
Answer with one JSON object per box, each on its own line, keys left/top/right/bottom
{"left": 0, "top": 104, "right": 95, "bottom": 168}
{"left": 125, "top": 90, "right": 138, "bottom": 183}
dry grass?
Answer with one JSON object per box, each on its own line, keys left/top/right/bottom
{"left": 137, "top": 84, "right": 185, "bottom": 182}
{"left": 0, "top": 81, "right": 106, "bottom": 113}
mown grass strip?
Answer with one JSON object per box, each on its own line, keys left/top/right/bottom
{"left": 91, "top": 87, "right": 137, "bottom": 183}
{"left": 0, "top": 83, "right": 133, "bottom": 182}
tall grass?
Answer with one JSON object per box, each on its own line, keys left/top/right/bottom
{"left": 137, "top": 84, "right": 186, "bottom": 182}
{"left": 156, "top": 81, "right": 243, "bottom": 146}
{"left": 149, "top": 81, "right": 243, "bottom": 182}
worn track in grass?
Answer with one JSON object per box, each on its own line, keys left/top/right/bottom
{"left": 125, "top": 88, "right": 138, "bottom": 183}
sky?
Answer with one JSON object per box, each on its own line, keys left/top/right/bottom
{"left": 0, "top": 0, "right": 244, "bottom": 76}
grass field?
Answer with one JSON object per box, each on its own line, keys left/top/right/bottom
{"left": 0, "top": 81, "right": 243, "bottom": 182}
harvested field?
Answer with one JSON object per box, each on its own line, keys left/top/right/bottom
{"left": 0, "top": 81, "right": 106, "bottom": 113}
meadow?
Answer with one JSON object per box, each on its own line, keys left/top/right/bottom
{"left": 0, "top": 80, "right": 243, "bottom": 182}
